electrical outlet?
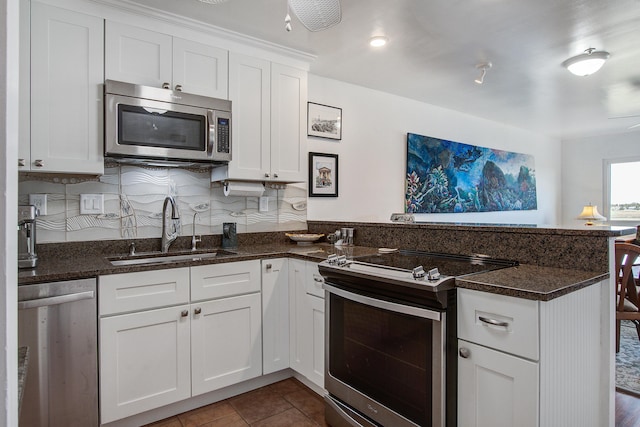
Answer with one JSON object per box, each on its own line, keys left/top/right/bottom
{"left": 259, "top": 196, "right": 269, "bottom": 212}
{"left": 29, "top": 194, "right": 47, "bottom": 215}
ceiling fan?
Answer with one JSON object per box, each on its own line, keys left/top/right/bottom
{"left": 197, "top": 0, "right": 342, "bottom": 32}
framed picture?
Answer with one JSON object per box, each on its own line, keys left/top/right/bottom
{"left": 309, "top": 152, "right": 338, "bottom": 197}
{"left": 307, "top": 102, "right": 342, "bottom": 140}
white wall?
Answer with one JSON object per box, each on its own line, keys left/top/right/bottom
{"left": 561, "top": 130, "right": 640, "bottom": 227}
{"left": 1, "top": 0, "right": 20, "bottom": 424}
{"left": 307, "top": 75, "right": 562, "bottom": 225}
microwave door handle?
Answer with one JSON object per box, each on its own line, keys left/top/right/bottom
{"left": 207, "top": 110, "right": 215, "bottom": 157}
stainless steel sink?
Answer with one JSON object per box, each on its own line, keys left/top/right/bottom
{"left": 109, "top": 251, "right": 232, "bottom": 267}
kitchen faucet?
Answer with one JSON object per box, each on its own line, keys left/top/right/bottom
{"left": 161, "top": 196, "right": 180, "bottom": 253}
{"left": 191, "top": 212, "right": 201, "bottom": 251}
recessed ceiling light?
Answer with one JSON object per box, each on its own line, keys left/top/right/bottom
{"left": 562, "top": 48, "right": 610, "bottom": 76}
{"left": 369, "top": 36, "right": 388, "bottom": 47}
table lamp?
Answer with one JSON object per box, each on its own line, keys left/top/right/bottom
{"left": 577, "top": 203, "right": 606, "bottom": 225}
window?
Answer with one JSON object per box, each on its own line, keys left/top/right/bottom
{"left": 607, "top": 158, "right": 640, "bottom": 222}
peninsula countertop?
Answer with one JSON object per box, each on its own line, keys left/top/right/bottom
{"left": 19, "top": 242, "right": 608, "bottom": 301}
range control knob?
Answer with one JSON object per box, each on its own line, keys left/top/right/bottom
{"left": 427, "top": 268, "right": 441, "bottom": 281}
{"left": 412, "top": 266, "right": 425, "bottom": 279}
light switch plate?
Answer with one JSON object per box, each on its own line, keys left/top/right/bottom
{"left": 29, "top": 194, "right": 47, "bottom": 215}
{"left": 80, "top": 194, "right": 104, "bottom": 215}
{"left": 259, "top": 196, "right": 269, "bottom": 212}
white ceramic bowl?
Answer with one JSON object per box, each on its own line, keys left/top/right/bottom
{"left": 285, "top": 233, "right": 324, "bottom": 244}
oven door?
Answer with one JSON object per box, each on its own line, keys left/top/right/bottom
{"left": 324, "top": 283, "right": 446, "bottom": 427}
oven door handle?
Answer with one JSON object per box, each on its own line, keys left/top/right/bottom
{"left": 323, "top": 283, "right": 441, "bottom": 321}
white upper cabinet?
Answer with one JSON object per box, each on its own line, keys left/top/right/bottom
{"left": 215, "top": 53, "right": 307, "bottom": 182}
{"left": 105, "top": 21, "right": 228, "bottom": 99}
{"left": 26, "top": 2, "right": 104, "bottom": 174}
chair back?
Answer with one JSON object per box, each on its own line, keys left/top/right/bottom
{"left": 614, "top": 242, "right": 640, "bottom": 311}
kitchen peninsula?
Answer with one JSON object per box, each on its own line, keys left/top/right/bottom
{"left": 18, "top": 222, "right": 631, "bottom": 427}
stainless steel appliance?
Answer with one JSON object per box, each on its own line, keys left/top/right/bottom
{"left": 18, "top": 278, "right": 98, "bottom": 427}
{"left": 18, "top": 205, "right": 38, "bottom": 269}
{"left": 319, "top": 251, "right": 517, "bottom": 427}
{"left": 105, "top": 79, "right": 232, "bottom": 165}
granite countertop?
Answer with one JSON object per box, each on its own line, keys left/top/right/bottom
{"left": 456, "top": 264, "right": 608, "bottom": 301}
{"left": 18, "top": 242, "right": 608, "bottom": 301}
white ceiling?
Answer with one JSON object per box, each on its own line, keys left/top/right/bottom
{"left": 126, "top": 0, "right": 640, "bottom": 139}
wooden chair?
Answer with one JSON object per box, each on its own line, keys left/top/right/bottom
{"left": 614, "top": 242, "right": 640, "bottom": 352}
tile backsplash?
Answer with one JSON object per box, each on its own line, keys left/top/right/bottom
{"left": 19, "top": 163, "right": 307, "bottom": 243}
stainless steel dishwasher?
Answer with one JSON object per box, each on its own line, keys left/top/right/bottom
{"left": 18, "top": 278, "right": 98, "bottom": 427}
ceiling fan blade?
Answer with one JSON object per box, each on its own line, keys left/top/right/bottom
{"left": 288, "top": 0, "right": 341, "bottom": 32}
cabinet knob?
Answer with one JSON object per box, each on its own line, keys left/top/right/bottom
{"left": 175, "top": 84, "right": 183, "bottom": 92}
{"left": 34, "top": 159, "right": 44, "bottom": 168}
{"left": 273, "top": 173, "right": 279, "bottom": 178}
{"left": 162, "top": 82, "right": 170, "bottom": 89}
{"left": 459, "top": 347, "right": 471, "bottom": 359}
{"left": 181, "top": 309, "right": 189, "bottom": 317}
{"left": 264, "top": 173, "right": 270, "bottom": 178}
{"left": 265, "top": 263, "right": 272, "bottom": 270}
{"left": 18, "top": 158, "right": 25, "bottom": 167}
{"left": 194, "top": 307, "right": 202, "bottom": 315}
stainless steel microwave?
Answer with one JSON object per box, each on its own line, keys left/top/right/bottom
{"left": 105, "top": 80, "right": 231, "bottom": 165}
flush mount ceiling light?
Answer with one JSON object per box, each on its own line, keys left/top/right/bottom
{"left": 369, "top": 36, "right": 388, "bottom": 47}
{"left": 474, "top": 62, "right": 492, "bottom": 85}
{"left": 562, "top": 48, "right": 610, "bottom": 76}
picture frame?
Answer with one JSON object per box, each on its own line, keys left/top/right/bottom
{"left": 309, "top": 152, "right": 339, "bottom": 197}
{"left": 307, "top": 102, "right": 342, "bottom": 140}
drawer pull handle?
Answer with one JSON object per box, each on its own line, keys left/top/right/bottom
{"left": 479, "top": 316, "right": 509, "bottom": 328}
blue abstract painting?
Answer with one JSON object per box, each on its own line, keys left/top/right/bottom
{"left": 405, "top": 133, "right": 537, "bottom": 213}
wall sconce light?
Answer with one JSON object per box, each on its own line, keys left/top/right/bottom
{"left": 577, "top": 203, "right": 606, "bottom": 225}
{"left": 474, "top": 62, "right": 492, "bottom": 85}
{"left": 562, "top": 48, "right": 610, "bottom": 76}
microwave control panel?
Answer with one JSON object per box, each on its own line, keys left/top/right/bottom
{"left": 216, "top": 117, "right": 230, "bottom": 155}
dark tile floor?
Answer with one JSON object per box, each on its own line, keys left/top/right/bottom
{"left": 145, "top": 378, "right": 328, "bottom": 427}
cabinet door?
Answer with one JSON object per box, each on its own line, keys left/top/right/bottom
{"left": 458, "top": 340, "right": 539, "bottom": 427}
{"left": 289, "top": 258, "right": 309, "bottom": 375}
{"left": 262, "top": 258, "right": 290, "bottom": 375}
{"left": 191, "top": 293, "right": 263, "bottom": 396}
{"left": 270, "top": 63, "right": 307, "bottom": 182}
{"left": 100, "top": 305, "right": 191, "bottom": 424}
{"left": 307, "top": 293, "right": 325, "bottom": 388}
{"left": 173, "top": 37, "right": 228, "bottom": 98}
{"left": 228, "top": 53, "right": 271, "bottom": 180}
{"left": 105, "top": 21, "right": 172, "bottom": 88}
{"left": 30, "top": 3, "right": 104, "bottom": 174}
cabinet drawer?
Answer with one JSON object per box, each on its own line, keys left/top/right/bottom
{"left": 99, "top": 268, "right": 190, "bottom": 316}
{"left": 305, "top": 262, "right": 325, "bottom": 299}
{"left": 191, "top": 260, "right": 261, "bottom": 301}
{"left": 457, "top": 288, "right": 539, "bottom": 360}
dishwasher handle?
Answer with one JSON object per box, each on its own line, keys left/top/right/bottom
{"left": 18, "top": 290, "right": 95, "bottom": 310}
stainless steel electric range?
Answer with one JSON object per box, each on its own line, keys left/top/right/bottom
{"left": 318, "top": 250, "right": 517, "bottom": 427}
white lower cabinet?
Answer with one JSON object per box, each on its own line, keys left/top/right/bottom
{"left": 99, "top": 260, "right": 262, "bottom": 424}
{"left": 457, "top": 285, "right": 605, "bottom": 427}
{"left": 289, "top": 259, "right": 325, "bottom": 389}
{"left": 191, "top": 293, "right": 262, "bottom": 396}
{"left": 262, "top": 258, "right": 290, "bottom": 375}
{"left": 457, "top": 340, "right": 538, "bottom": 427}
{"left": 100, "top": 304, "right": 192, "bottom": 424}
